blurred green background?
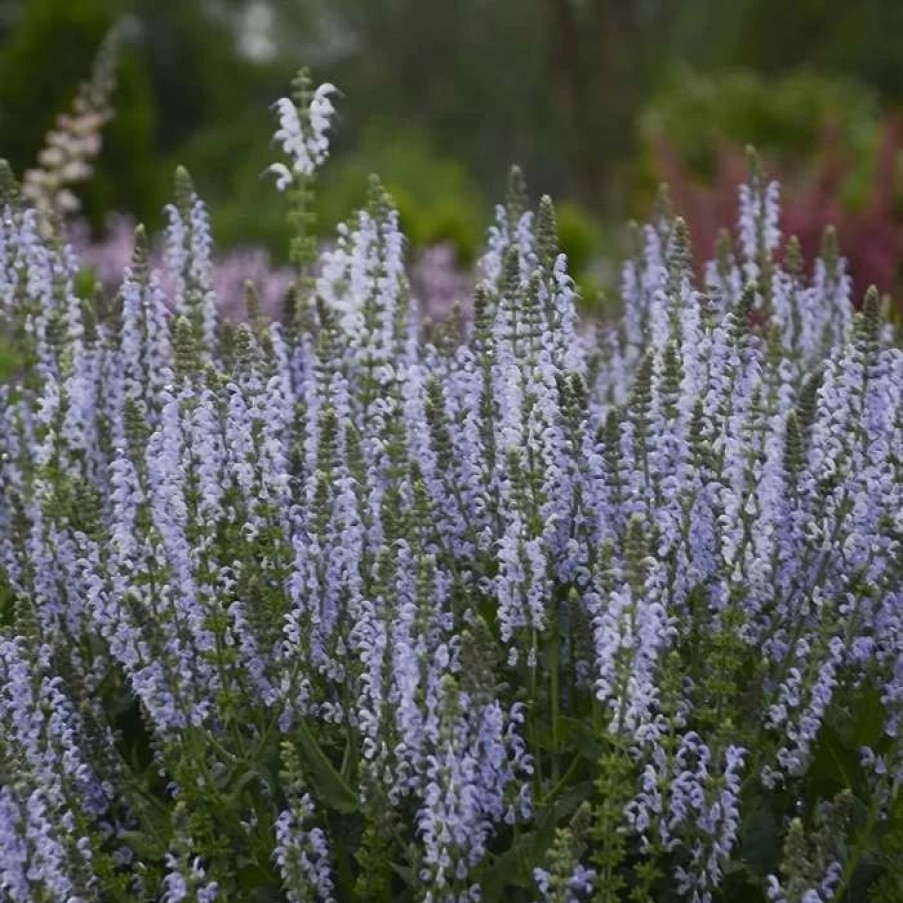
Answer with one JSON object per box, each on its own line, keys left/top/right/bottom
{"left": 2, "top": 0, "right": 903, "bottom": 296}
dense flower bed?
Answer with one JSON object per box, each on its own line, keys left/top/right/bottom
{"left": 70, "top": 215, "right": 470, "bottom": 326}
{"left": 0, "top": 73, "right": 901, "bottom": 903}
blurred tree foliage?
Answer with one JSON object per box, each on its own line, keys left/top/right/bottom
{"left": 637, "top": 67, "right": 893, "bottom": 221}
{"left": 641, "top": 69, "right": 880, "bottom": 181}
{"left": 673, "top": 0, "right": 903, "bottom": 101}
{"left": 1, "top": 0, "right": 902, "bottom": 261}
{"left": 0, "top": 0, "right": 157, "bottom": 222}
{"left": 0, "top": 0, "right": 276, "bottom": 234}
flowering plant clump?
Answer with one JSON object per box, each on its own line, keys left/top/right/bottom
{"left": 70, "top": 215, "right": 468, "bottom": 326}
{"left": 70, "top": 213, "right": 297, "bottom": 324}
{"left": 0, "top": 70, "right": 902, "bottom": 903}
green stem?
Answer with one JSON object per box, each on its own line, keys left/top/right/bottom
{"left": 549, "top": 622, "right": 561, "bottom": 785}
{"left": 529, "top": 627, "right": 543, "bottom": 798}
{"left": 834, "top": 793, "right": 883, "bottom": 899}
{"left": 541, "top": 754, "right": 582, "bottom": 809}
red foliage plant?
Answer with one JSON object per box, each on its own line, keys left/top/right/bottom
{"left": 651, "top": 118, "right": 903, "bottom": 312}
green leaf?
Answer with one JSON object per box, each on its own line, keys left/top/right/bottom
{"left": 810, "top": 721, "right": 863, "bottom": 796}
{"left": 477, "top": 781, "right": 593, "bottom": 903}
{"left": 847, "top": 686, "right": 886, "bottom": 750}
{"left": 478, "top": 822, "right": 556, "bottom": 903}
{"left": 738, "top": 795, "right": 779, "bottom": 875}
{"left": 117, "top": 829, "right": 167, "bottom": 862}
{"left": 388, "top": 860, "right": 417, "bottom": 886}
{"left": 223, "top": 761, "right": 276, "bottom": 807}
{"left": 558, "top": 715, "right": 603, "bottom": 762}
{"left": 295, "top": 720, "right": 359, "bottom": 815}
